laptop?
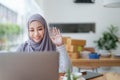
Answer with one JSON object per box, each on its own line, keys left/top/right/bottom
{"left": 0, "top": 51, "right": 59, "bottom": 80}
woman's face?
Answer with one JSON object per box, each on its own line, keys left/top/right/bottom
{"left": 29, "top": 21, "right": 45, "bottom": 43}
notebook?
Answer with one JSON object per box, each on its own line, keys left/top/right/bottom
{"left": 0, "top": 51, "right": 59, "bottom": 80}
{"left": 82, "top": 71, "right": 103, "bottom": 80}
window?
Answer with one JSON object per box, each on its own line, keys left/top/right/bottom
{"left": 49, "top": 23, "right": 95, "bottom": 33}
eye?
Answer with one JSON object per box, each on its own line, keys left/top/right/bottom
{"left": 29, "top": 29, "right": 34, "bottom": 32}
{"left": 38, "top": 28, "right": 43, "bottom": 31}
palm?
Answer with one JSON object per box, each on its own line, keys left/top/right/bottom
{"left": 50, "top": 27, "right": 63, "bottom": 46}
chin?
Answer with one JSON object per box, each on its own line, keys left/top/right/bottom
{"left": 36, "top": 41, "right": 41, "bottom": 43}
{"left": 34, "top": 39, "right": 41, "bottom": 43}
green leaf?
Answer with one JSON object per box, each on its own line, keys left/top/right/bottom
{"left": 95, "top": 25, "right": 119, "bottom": 50}
{"left": 67, "top": 68, "right": 71, "bottom": 80}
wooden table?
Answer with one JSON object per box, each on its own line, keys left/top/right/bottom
{"left": 89, "top": 75, "right": 106, "bottom": 80}
{"left": 71, "top": 56, "right": 120, "bottom": 67}
{"left": 59, "top": 56, "right": 120, "bottom": 80}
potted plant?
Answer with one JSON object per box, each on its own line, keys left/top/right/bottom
{"left": 63, "top": 68, "right": 83, "bottom": 80}
{"left": 94, "top": 25, "right": 119, "bottom": 57}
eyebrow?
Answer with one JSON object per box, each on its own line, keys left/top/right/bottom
{"left": 38, "top": 26, "right": 43, "bottom": 28}
{"left": 29, "top": 26, "right": 43, "bottom": 29}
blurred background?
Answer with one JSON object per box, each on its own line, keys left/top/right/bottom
{"left": 0, "top": 0, "right": 120, "bottom": 74}
{"left": 0, "top": 0, "right": 43, "bottom": 52}
{"left": 0, "top": 0, "right": 120, "bottom": 53}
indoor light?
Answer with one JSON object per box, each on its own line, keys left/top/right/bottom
{"left": 103, "top": 0, "right": 120, "bottom": 8}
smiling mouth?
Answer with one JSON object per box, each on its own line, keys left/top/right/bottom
{"left": 34, "top": 37, "right": 40, "bottom": 40}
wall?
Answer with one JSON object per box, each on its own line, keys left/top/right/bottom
{"left": 42, "top": 0, "right": 120, "bottom": 53}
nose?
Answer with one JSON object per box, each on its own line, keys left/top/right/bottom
{"left": 34, "top": 30, "right": 39, "bottom": 36}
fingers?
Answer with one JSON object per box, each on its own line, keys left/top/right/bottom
{"left": 49, "top": 27, "right": 64, "bottom": 46}
{"left": 58, "top": 28, "right": 61, "bottom": 34}
{"left": 52, "top": 27, "right": 61, "bottom": 36}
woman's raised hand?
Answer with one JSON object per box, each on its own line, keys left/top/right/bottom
{"left": 49, "top": 27, "right": 63, "bottom": 46}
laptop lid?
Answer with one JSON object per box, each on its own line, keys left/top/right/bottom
{"left": 0, "top": 51, "right": 59, "bottom": 80}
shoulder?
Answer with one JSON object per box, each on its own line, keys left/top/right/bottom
{"left": 16, "top": 41, "right": 28, "bottom": 52}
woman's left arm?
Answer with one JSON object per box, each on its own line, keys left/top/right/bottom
{"left": 50, "top": 27, "right": 72, "bottom": 72}
{"left": 56, "top": 45, "right": 73, "bottom": 73}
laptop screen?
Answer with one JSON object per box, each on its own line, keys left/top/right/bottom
{"left": 0, "top": 51, "right": 59, "bottom": 80}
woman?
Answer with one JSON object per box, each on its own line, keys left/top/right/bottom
{"left": 17, "top": 14, "right": 72, "bottom": 73}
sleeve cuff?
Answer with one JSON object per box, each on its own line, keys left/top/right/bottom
{"left": 56, "top": 45, "right": 66, "bottom": 51}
